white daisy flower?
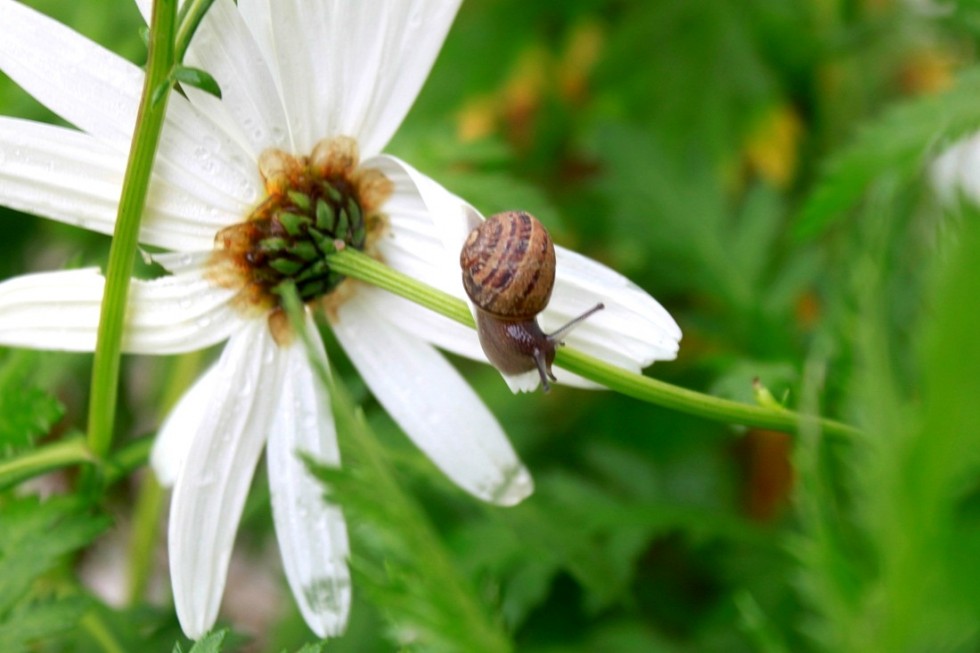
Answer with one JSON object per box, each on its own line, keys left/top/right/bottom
{"left": 0, "top": 0, "right": 681, "bottom": 640}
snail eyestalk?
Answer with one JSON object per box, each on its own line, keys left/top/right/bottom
{"left": 547, "top": 302, "right": 605, "bottom": 344}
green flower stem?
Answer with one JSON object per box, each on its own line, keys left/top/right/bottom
{"left": 0, "top": 435, "right": 92, "bottom": 491}
{"left": 85, "top": 0, "right": 177, "bottom": 463}
{"left": 0, "top": 433, "right": 155, "bottom": 491}
{"left": 175, "top": 0, "right": 216, "bottom": 62}
{"left": 125, "top": 473, "right": 163, "bottom": 605}
{"left": 105, "top": 435, "right": 155, "bottom": 485}
{"left": 327, "top": 249, "right": 860, "bottom": 440}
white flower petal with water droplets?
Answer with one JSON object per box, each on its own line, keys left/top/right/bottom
{"left": 168, "top": 319, "right": 284, "bottom": 638}
{"left": 238, "top": 0, "right": 462, "bottom": 155}
{"left": 0, "top": 0, "right": 141, "bottom": 141}
{"left": 0, "top": 117, "right": 236, "bottom": 251}
{"left": 334, "top": 292, "right": 533, "bottom": 506}
{"left": 0, "top": 260, "right": 241, "bottom": 354}
{"left": 178, "top": 0, "right": 292, "bottom": 156}
{"left": 0, "top": 0, "right": 260, "bottom": 214}
{"left": 355, "top": 285, "right": 485, "bottom": 361}
{"left": 368, "top": 154, "right": 479, "bottom": 287}
{"left": 544, "top": 246, "right": 682, "bottom": 367}
{"left": 151, "top": 361, "right": 221, "bottom": 488}
{"left": 267, "top": 314, "right": 350, "bottom": 638}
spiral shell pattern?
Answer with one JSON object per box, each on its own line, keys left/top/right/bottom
{"left": 460, "top": 211, "right": 556, "bottom": 319}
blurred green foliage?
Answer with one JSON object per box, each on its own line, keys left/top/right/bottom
{"left": 2, "top": 0, "right": 980, "bottom": 651}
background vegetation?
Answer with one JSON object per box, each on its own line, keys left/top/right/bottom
{"left": 2, "top": 0, "right": 980, "bottom": 651}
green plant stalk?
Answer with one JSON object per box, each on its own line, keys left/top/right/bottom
{"left": 125, "top": 473, "right": 163, "bottom": 605}
{"left": 327, "top": 249, "right": 860, "bottom": 440}
{"left": 175, "top": 0, "right": 216, "bottom": 61}
{"left": 0, "top": 435, "right": 92, "bottom": 491}
{"left": 80, "top": 612, "right": 127, "bottom": 653}
{"left": 85, "top": 0, "right": 177, "bottom": 462}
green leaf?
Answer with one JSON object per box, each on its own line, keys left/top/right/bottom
{"left": 0, "top": 498, "right": 109, "bottom": 651}
{"left": 173, "top": 64, "right": 222, "bottom": 98}
{"left": 0, "top": 351, "right": 64, "bottom": 456}
{"left": 796, "top": 69, "right": 980, "bottom": 239}
{"left": 0, "top": 597, "right": 91, "bottom": 653}
{"left": 178, "top": 629, "right": 228, "bottom": 653}
{"left": 0, "top": 497, "right": 109, "bottom": 613}
{"left": 291, "top": 644, "right": 326, "bottom": 653}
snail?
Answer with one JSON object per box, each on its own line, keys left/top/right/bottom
{"left": 460, "top": 210, "right": 604, "bottom": 392}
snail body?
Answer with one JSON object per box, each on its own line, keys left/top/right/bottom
{"left": 460, "top": 211, "right": 603, "bottom": 392}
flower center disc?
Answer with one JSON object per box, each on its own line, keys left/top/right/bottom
{"left": 211, "top": 137, "right": 391, "bottom": 311}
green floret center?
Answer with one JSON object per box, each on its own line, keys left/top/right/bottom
{"left": 245, "top": 178, "right": 367, "bottom": 303}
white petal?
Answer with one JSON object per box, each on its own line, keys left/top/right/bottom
{"left": 0, "top": 0, "right": 141, "bottom": 142}
{"left": 0, "top": 117, "right": 232, "bottom": 251}
{"left": 545, "top": 246, "right": 681, "bottom": 369}
{"left": 156, "top": 94, "right": 262, "bottom": 211}
{"left": 355, "top": 285, "right": 484, "bottom": 361}
{"left": 267, "top": 314, "right": 350, "bottom": 638}
{"left": 333, "top": 292, "right": 533, "bottom": 506}
{"left": 239, "top": 0, "right": 461, "bottom": 154}
{"left": 152, "top": 361, "right": 221, "bottom": 488}
{"left": 167, "top": 319, "right": 283, "bottom": 638}
{"left": 0, "top": 260, "right": 242, "bottom": 354}
{"left": 128, "top": 254, "right": 244, "bottom": 354}
{"left": 180, "top": 0, "right": 291, "bottom": 156}
{"left": 367, "top": 155, "right": 477, "bottom": 298}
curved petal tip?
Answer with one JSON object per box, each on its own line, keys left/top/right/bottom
{"left": 486, "top": 464, "right": 534, "bottom": 507}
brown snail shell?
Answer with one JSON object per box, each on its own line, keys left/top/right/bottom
{"left": 460, "top": 211, "right": 603, "bottom": 392}
{"left": 460, "top": 210, "right": 556, "bottom": 319}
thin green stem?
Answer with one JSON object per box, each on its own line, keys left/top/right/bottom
{"left": 0, "top": 435, "right": 92, "bottom": 491}
{"left": 175, "top": 0, "right": 216, "bottom": 61}
{"left": 85, "top": 0, "right": 177, "bottom": 464}
{"left": 327, "top": 248, "right": 860, "bottom": 439}
{"left": 80, "top": 612, "right": 127, "bottom": 653}
{"left": 105, "top": 435, "right": 155, "bottom": 485}
{"left": 125, "top": 473, "right": 163, "bottom": 605}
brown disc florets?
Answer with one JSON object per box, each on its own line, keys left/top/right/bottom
{"left": 210, "top": 136, "right": 392, "bottom": 318}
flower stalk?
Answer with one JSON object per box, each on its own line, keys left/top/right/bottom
{"left": 85, "top": 0, "right": 178, "bottom": 464}
{"left": 327, "top": 248, "right": 860, "bottom": 440}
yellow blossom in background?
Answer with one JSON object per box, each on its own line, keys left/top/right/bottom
{"left": 744, "top": 104, "right": 803, "bottom": 189}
